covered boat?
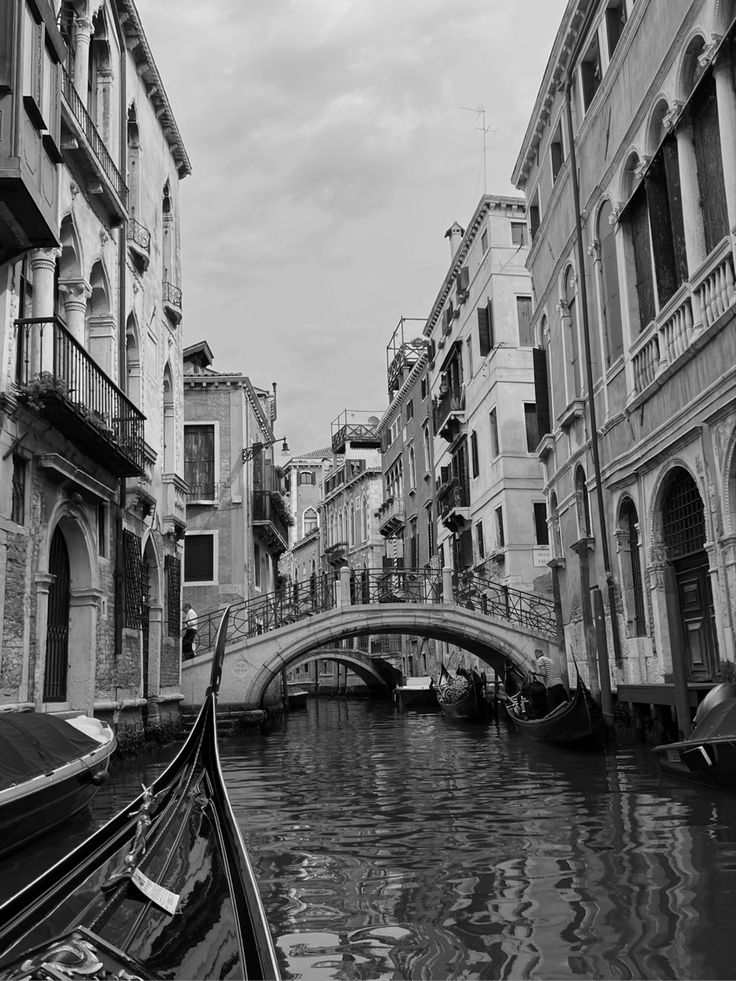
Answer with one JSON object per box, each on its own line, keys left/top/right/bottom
{"left": 504, "top": 673, "right": 603, "bottom": 749}
{"left": 393, "top": 676, "right": 437, "bottom": 710}
{"left": 436, "top": 665, "right": 492, "bottom": 721}
{"left": 654, "top": 683, "right": 736, "bottom": 790}
{"left": 0, "top": 712, "right": 115, "bottom": 858}
{"left": 0, "top": 607, "right": 281, "bottom": 981}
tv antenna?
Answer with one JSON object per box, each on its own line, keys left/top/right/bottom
{"left": 460, "top": 105, "right": 497, "bottom": 193}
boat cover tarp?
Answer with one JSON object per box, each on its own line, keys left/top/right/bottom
{"left": 0, "top": 714, "right": 100, "bottom": 791}
{"left": 692, "top": 699, "right": 736, "bottom": 741}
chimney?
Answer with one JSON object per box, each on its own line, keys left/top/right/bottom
{"left": 444, "top": 221, "right": 465, "bottom": 259}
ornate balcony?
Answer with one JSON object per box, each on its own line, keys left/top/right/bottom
{"left": 252, "top": 490, "right": 290, "bottom": 555}
{"left": 331, "top": 410, "right": 381, "bottom": 454}
{"left": 127, "top": 218, "right": 151, "bottom": 271}
{"left": 60, "top": 67, "right": 127, "bottom": 221}
{"left": 14, "top": 317, "right": 144, "bottom": 476}
{"left": 377, "top": 496, "right": 406, "bottom": 537}
{"left": 433, "top": 389, "right": 465, "bottom": 442}
{"left": 163, "top": 281, "right": 183, "bottom": 324}
{"left": 437, "top": 476, "right": 471, "bottom": 532}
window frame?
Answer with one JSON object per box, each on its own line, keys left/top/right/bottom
{"left": 184, "top": 530, "right": 218, "bottom": 585}
{"left": 184, "top": 421, "right": 219, "bottom": 503}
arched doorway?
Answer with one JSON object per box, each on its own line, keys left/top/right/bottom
{"left": 662, "top": 468, "right": 718, "bottom": 681}
{"left": 45, "top": 528, "right": 70, "bottom": 702}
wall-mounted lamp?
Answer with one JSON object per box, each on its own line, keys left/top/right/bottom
{"left": 242, "top": 435, "right": 289, "bottom": 464}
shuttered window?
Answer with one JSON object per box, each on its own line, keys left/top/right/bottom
{"left": 598, "top": 202, "right": 623, "bottom": 366}
{"left": 123, "top": 529, "right": 144, "bottom": 629}
{"left": 516, "top": 296, "right": 534, "bottom": 347}
{"left": 184, "top": 424, "right": 215, "bottom": 499}
{"left": 185, "top": 533, "right": 215, "bottom": 583}
{"left": 524, "top": 404, "right": 539, "bottom": 452}
{"left": 534, "top": 502, "right": 549, "bottom": 546}
{"left": 470, "top": 430, "right": 479, "bottom": 477}
{"left": 533, "top": 348, "right": 551, "bottom": 438}
{"left": 165, "top": 555, "right": 181, "bottom": 638}
{"left": 692, "top": 74, "right": 729, "bottom": 255}
{"left": 478, "top": 303, "right": 493, "bottom": 356}
{"left": 628, "top": 184, "right": 656, "bottom": 332}
{"left": 645, "top": 136, "right": 687, "bottom": 308}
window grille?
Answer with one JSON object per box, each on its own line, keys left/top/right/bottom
{"left": 662, "top": 470, "right": 706, "bottom": 560}
{"left": 11, "top": 454, "right": 26, "bottom": 525}
{"left": 166, "top": 554, "right": 181, "bottom": 638}
{"left": 123, "top": 529, "right": 144, "bottom": 630}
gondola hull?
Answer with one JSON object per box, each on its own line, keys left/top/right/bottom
{"left": 0, "top": 714, "right": 115, "bottom": 859}
{"left": 0, "top": 609, "right": 281, "bottom": 981}
{"left": 654, "top": 683, "right": 736, "bottom": 791}
{"left": 436, "top": 675, "right": 493, "bottom": 722}
{"left": 504, "top": 675, "right": 603, "bottom": 749}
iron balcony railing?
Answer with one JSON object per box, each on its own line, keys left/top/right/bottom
{"left": 61, "top": 67, "right": 128, "bottom": 206}
{"left": 163, "top": 281, "right": 182, "bottom": 310}
{"left": 127, "top": 218, "right": 151, "bottom": 255}
{"left": 252, "top": 490, "right": 290, "bottom": 546}
{"left": 437, "top": 477, "right": 470, "bottom": 518}
{"left": 14, "top": 317, "right": 145, "bottom": 475}
{"left": 433, "top": 389, "right": 464, "bottom": 435}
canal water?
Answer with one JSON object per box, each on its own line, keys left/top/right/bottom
{"left": 2, "top": 697, "right": 736, "bottom": 980}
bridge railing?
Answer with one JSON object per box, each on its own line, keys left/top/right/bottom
{"left": 453, "top": 571, "right": 557, "bottom": 638}
{"left": 350, "top": 566, "right": 444, "bottom": 605}
{"left": 184, "top": 572, "right": 337, "bottom": 658}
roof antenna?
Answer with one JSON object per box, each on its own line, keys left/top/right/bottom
{"left": 460, "top": 105, "right": 496, "bottom": 194}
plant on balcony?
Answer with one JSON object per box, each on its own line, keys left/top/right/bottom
{"left": 271, "top": 491, "right": 295, "bottom": 526}
{"left": 15, "top": 372, "right": 70, "bottom": 409}
{"left": 74, "top": 402, "right": 115, "bottom": 441}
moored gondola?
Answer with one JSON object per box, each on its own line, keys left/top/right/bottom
{"left": 0, "top": 607, "right": 281, "bottom": 981}
{"left": 504, "top": 672, "right": 603, "bottom": 750}
{"left": 436, "top": 664, "right": 493, "bottom": 721}
{"left": 654, "top": 683, "right": 736, "bottom": 790}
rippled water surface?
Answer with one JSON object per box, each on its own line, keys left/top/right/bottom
{"left": 3, "top": 698, "right": 736, "bottom": 980}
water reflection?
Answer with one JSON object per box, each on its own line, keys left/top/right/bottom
{"left": 1, "top": 700, "right": 735, "bottom": 980}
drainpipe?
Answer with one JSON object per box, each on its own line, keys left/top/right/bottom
{"left": 563, "top": 56, "right": 619, "bottom": 724}
{"left": 115, "top": 10, "right": 128, "bottom": 668}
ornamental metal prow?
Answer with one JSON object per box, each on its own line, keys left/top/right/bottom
{"left": 207, "top": 605, "right": 231, "bottom": 697}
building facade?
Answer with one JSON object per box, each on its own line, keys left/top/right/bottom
{"left": 182, "top": 343, "right": 290, "bottom": 620}
{"left": 513, "top": 0, "right": 736, "bottom": 733}
{"left": 0, "top": 0, "right": 189, "bottom": 725}
{"left": 423, "top": 199, "right": 548, "bottom": 593}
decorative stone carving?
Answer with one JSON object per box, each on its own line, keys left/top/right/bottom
{"left": 608, "top": 203, "right": 622, "bottom": 227}
{"left": 587, "top": 238, "right": 601, "bottom": 261}
{"left": 698, "top": 36, "right": 723, "bottom": 70}
{"left": 663, "top": 101, "right": 683, "bottom": 133}
{"left": 633, "top": 155, "right": 652, "bottom": 180}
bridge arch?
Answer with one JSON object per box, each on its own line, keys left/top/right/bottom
{"left": 287, "top": 647, "right": 399, "bottom": 690}
{"left": 182, "top": 603, "right": 555, "bottom": 709}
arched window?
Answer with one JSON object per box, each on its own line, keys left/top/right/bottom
{"left": 550, "top": 492, "right": 562, "bottom": 558}
{"left": 662, "top": 468, "right": 706, "bottom": 560}
{"left": 362, "top": 493, "right": 369, "bottom": 541}
{"left": 564, "top": 266, "right": 582, "bottom": 398}
{"left": 303, "top": 508, "right": 318, "bottom": 536}
{"left": 575, "top": 466, "right": 591, "bottom": 538}
{"left": 619, "top": 498, "right": 646, "bottom": 636}
{"left": 163, "top": 366, "right": 175, "bottom": 473}
{"left": 408, "top": 446, "right": 416, "bottom": 489}
{"left": 597, "top": 201, "right": 623, "bottom": 367}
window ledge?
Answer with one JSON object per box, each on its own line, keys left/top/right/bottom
{"left": 558, "top": 398, "right": 586, "bottom": 432}
{"left": 570, "top": 536, "right": 595, "bottom": 555}
{"left": 547, "top": 556, "right": 566, "bottom": 569}
{"left": 536, "top": 433, "right": 555, "bottom": 461}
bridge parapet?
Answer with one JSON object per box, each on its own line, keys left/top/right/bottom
{"left": 184, "top": 567, "right": 557, "bottom": 661}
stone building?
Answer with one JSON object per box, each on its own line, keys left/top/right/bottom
{"left": 423, "top": 198, "right": 548, "bottom": 592}
{"left": 280, "top": 446, "right": 332, "bottom": 586}
{"left": 182, "top": 343, "right": 290, "bottom": 618}
{"left": 0, "top": 0, "right": 189, "bottom": 724}
{"left": 512, "top": 0, "right": 736, "bottom": 733}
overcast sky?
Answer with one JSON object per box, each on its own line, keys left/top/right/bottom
{"left": 136, "top": 0, "right": 567, "bottom": 455}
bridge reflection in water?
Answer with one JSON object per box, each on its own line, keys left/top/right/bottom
{"left": 1, "top": 699, "right": 734, "bottom": 979}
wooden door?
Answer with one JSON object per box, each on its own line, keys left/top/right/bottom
{"left": 675, "top": 554, "right": 719, "bottom": 682}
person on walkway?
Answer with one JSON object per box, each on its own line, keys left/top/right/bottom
{"left": 182, "top": 602, "right": 198, "bottom": 657}
{"left": 535, "top": 653, "right": 567, "bottom": 711}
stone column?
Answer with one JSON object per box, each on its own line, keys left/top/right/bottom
{"left": 673, "top": 117, "right": 707, "bottom": 281}
{"left": 146, "top": 602, "right": 164, "bottom": 723}
{"left": 33, "top": 572, "right": 55, "bottom": 708}
{"left": 712, "top": 55, "right": 736, "bottom": 236}
{"left": 72, "top": 16, "right": 94, "bottom": 104}
{"left": 59, "top": 280, "right": 91, "bottom": 345}
{"left": 69, "top": 587, "right": 103, "bottom": 717}
{"left": 29, "top": 248, "right": 61, "bottom": 376}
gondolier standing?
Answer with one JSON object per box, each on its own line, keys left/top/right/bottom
{"left": 535, "top": 652, "right": 567, "bottom": 711}
{"left": 182, "top": 602, "right": 198, "bottom": 657}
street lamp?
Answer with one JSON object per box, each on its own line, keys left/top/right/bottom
{"left": 242, "top": 435, "right": 289, "bottom": 464}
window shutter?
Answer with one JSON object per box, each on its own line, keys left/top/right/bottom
{"left": 123, "top": 529, "right": 144, "bottom": 630}
{"left": 470, "top": 430, "right": 479, "bottom": 478}
{"left": 478, "top": 304, "right": 492, "bottom": 356}
{"left": 165, "top": 554, "right": 181, "bottom": 637}
{"left": 533, "top": 348, "right": 551, "bottom": 438}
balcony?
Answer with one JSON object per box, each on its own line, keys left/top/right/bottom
{"left": 331, "top": 409, "right": 381, "bottom": 454}
{"left": 433, "top": 389, "right": 465, "bottom": 442}
{"left": 127, "top": 218, "right": 151, "bottom": 271}
{"left": 377, "top": 496, "right": 406, "bottom": 537}
{"left": 252, "top": 491, "right": 290, "bottom": 555}
{"left": 163, "top": 281, "right": 183, "bottom": 324}
{"left": 325, "top": 541, "right": 348, "bottom": 567}
{"left": 60, "top": 67, "right": 127, "bottom": 221}
{"left": 14, "top": 317, "right": 144, "bottom": 476}
{"left": 630, "top": 237, "right": 736, "bottom": 404}
{"left": 437, "top": 477, "right": 471, "bottom": 532}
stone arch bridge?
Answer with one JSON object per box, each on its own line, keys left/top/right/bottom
{"left": 181, "top": 567, "right": 560, "bottom": 709}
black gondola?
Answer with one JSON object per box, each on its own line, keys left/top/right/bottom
{"left": 436, "top": 664, "right": 493, "bottom": 721}
{"left": 504, "top": 672, "right": 603, "bottom": 750}
{"left": 654, "top": 682, "right": 736, "bottom": 790}
{"left": 0, "top": 607, "right": 281, "bottom": 981}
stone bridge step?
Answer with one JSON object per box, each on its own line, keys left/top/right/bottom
{"left": 179, "top": 704, "right": 270, "bottom": 737}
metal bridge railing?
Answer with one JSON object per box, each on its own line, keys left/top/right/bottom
{"left": 183, "top": 567, "right": 558, "bottom": 659}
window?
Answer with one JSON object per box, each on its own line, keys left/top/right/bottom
{"left": 524, "top": 404, "right": 539, "bottom": 453}
{"left": 422, "top": 422, "right": 431, "bottom": 474}
{"left": 516, "top": 296, "right": 533, "bottom": 347}
{"left": 511, "top": 222, "right": 527, "bottom": 246}
{"left": 529, "top": 190, "right": 541, "bottom": 241}
{"left": 533, "top": 345, "right": 552, "bottom": 439}
{"left": 620, "top": 498, "right": 646, "bottom": 636}
{"left": 478, "top": 301, "right": 493, "bottom": 356}
{"left": 597, "top": 201, "right": 624, "bottom": 366}
{"left": 489, "top": 408, "right": 500, "bottom": 458}
{"left": 184, "top": 424, "right": 216, "bottom": 500}
{"left": 254, "top": 542, "right": 262, "bottom": 587}
{"left": 580, "top": 30, "right": 602, "bottom": 111}
{"left": 564, "top": 267, "right": 582, "bottom": 396}
{"left": 466, "top": 336, "right": 474, "bottom": 378}
{"left": 606, "top": 0, "right": 628, "bottom": 58}
{"left": 627, "top": 183, "right": 656, "bottom": 331}
{"left": 421, "top": 376, "right": 428, "bottom": 400}
{"left": 11, "top": 454, "right": 27, "bottom": 525}
{"left": 303, "top": 508, "right": 318, "bottom": 536}
{"left": 692, "top": 75, "right": 729, "bottom": 254}
{"left": 408, "top": 445, "right": 416, "bottom": 489}
{"left": 165, "top": 555, "right": 181, "bottom": 639}
{"left": 575, "top": 467, "right": 592, "bottom": 538}
{"left": 481, "top": 228, "right": 489, "bottom": 253}
{"left": 97, "top": 501, "right": 107, "bottom": 557}
{"left": 299, "top": 471, "right": 315, "bottom": 485}
{"left": 550, "top": 120, "right": 564, "bottom": 183}
{"left": 470, "top": 430, "right": 479, "bottom": 478}
{"left": 427, "top": 506, "right": 435, "bottom": 558}
{"left": 184, "top": 532, "right": 216, "bottom": 584}
{"left": 476, "top": 520, "right": 485, "bottom": 560}
{"left": 533, "top": 502, "right": 549, "bottom": 546}
{"left": 495, "top": 506, "right": 505, "bottom": 549}
{"left": 406, "top": 399, "right": 414, "bottom": 422}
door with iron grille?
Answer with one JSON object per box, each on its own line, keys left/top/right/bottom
{"left": 44, "top": 528, "right": 70, "bottom": 702}
{"left": 141, "top": 558, "right": 151, "bottom": 705}
{"left": 663, "top": 468, "right": 719, "bottom": 682}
